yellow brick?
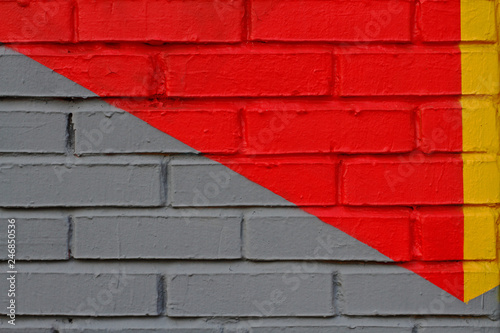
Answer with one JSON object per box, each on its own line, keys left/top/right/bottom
{"left": 463, "top": 260, "right": 500, "bottom": 302}
{"left": 463, "top": 206, "right": 497, "bottom": 260}
{"left": 461, "top": 0, "right": 497, "bottom": 42}
{"left": 461, "top": 98, "right": 499, "bottom": 153}
{"left": 462, "top": 154, "right": 500, "bottom": 204}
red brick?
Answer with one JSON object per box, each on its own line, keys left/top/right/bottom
{"left": 0, "top": 0, "right": 73, "bottom": 42}
{"left": 251, "top": 0, "right": 412, "bottom": 42}
{"left": 419, "top": 107, "right": 462, "bottom": 153}
{"left": 341, "top": 156, "right": 463, "bottom": 205}
{"left": 338, "top": 50, "right": 461, "bottom": 96}
{"left": 244, "top": 109, "right": 415, "bottom": 154}
{"left": 76, "top": 0, "right": 244, "bottom": 42}
{"left": 30, "top": 55, "right": 159, "bottom": 97}
{"left": 418, "top": 0, "right": 461, "bottom": 41}
{"left": 415, "top": 208, "right": 463, "bottom": 261}
{"left": 164, "top": 52, "right": 332, "bottom": 97}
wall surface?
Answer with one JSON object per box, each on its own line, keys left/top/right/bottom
{"left": 0, "top": 0, "right": 499, "bottom": 332}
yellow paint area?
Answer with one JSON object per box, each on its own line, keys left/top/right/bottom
{"left": 461, "top": 0, "right": 500, "bottom": 303}
{"left": 461, "top": 0, "right": 496, "bottom": 42}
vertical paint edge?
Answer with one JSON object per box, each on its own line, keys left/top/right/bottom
{"left": 460, "top": 0, "right": 500, "bottom": 303}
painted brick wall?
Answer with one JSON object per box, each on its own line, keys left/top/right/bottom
{"left": 0, "top": 0, "right": 499, "bottom": 332}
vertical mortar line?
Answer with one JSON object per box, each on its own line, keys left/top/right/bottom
{"left": 332, "top": 272, "right": 340, "bottom": 317}
{"left": 161, "top": 155, "right": 171, "bottom": 207}
{"left": 67, "top": 215, "right": 74, "bottom": 259}
{"left": 243, "top": 0, "right": 251, "bottom": 42}
{"left": 66, "top": 113, "right": 75, "bottom": 155}
{"left": 240, "top": 210, "right": 246, "bottom": 260}
{"left": 156, "top": 274, "right": 166, "bottom": 316}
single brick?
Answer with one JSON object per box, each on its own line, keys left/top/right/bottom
{"left": 77, "top": 109, "right": 241, "bottom": 154}
{"left": 167, "top": 273, "right": 334, "bottom": 317}
{"left": 73, "top": 215, "right": 241, "bottom": 259}
{"left": 0, "top": 160, "right": 163, "bottom": 207}
{"left": 251, "top": 0, "right": 411, "bottom": 42}
{"left": 418, "top": 319, "right": 500, "bottom": 333}
{"left": 77, "top": 0, "right": 244, "bottom": 42}
{"left": 251, "top": 326, "right": 412, "bottom": 333}
{"left": 170, "top": 156, "right": 336, "bottom": 207}
{"left": 0, "top": 0, "right": 73, "bottom": 42}
{"left": 419, "top": 107, "right": 462, "bottom": 153}
{"left": 0, "top": 111, "right": 67, "bottom": 153}
{"left": 339, "top": 51, "right": 461, "bottom": 96}
{"left": 244, "top": 209, "right": 393, "bottom": 262}
{"left": 341, "top": 156, "right": 463, "bottom": 205}
{"left": 164, "top": 52, "right": 332, "bottom": 97}
{"left": 338, "top": 268, "right": 499, "bottom": 316}
{"left": 244, "top": 109, "right": 415, "bottom": 154}
{"left": 32, "top": 55, "right": 159, "bottom": 97}
{"left": 73, "top": 111, "right": 196, "bottom": 154}
{"left": 0, "top": 273, "right": 158, "bottom": 316}
{"left": 463, "top": 154, "right": 500, "bottom": 204}
{"left": 461, "top": 99, "right": 499, "bottom": 153}
{"left": 0, "top": 54, "right": 95, "bottom": 97}
{"left": 419, "top": 0, "right": 496, "bottom": 42}
{"left": 0, "top": 217, "right": 68, "bottom": 260}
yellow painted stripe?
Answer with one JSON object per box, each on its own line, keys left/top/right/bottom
{"left": 461, "top": 0, "right": 500, "bottom": 303}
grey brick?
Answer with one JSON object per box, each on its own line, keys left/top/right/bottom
{"left": 73, "top": 215, "right": 241, "bottom": 259}
{"left": 0, "top": 217, "right": 68, "bottom": 260}
{"left": 0, "top": 273, "right": 158, "bottom": 316}
{"left": 0, "top": 111, "right": 67, "bottom": 153}
{"left": 166, "top": 273, "right": 334, "bottom": 317}
{"left": 73, "top": 111, "right": 196, "bottom": 154}
{"left": 0, "top": 54, "right": 95, "bottom": 97}
{"left": 244, "top": 209, "right": 389, "bottom": 261}
{"left": 170, "top": 158, "right": 290, "bottom": 207}
{"left": 251, "top": 327, "right": 411, "bottom": 333}
{"left": 0, "top": 161, "right": 163, "bottom": 207}
{"left": 338, "top": 268, "right": 499, "bottom": 316}
{"left": 417, "top": 318, "right": 500, "bottom": 332}
{"left": 62, "top": 330, "right": 219, "bottom": 333}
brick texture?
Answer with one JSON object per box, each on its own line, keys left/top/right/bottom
{"left": 0, "top": 0, "right": 499, "bottom": 331}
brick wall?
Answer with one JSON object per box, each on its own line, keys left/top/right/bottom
{"left": 0, "top": 0, "right": 499, "bottom": 332}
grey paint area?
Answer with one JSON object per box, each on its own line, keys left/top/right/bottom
{"left": 73, "top": 215, "right": 241, "bottom": 259}
{"left": 166, "top": 273, "right": 335, "bottom": 317}
{"left": 244, "top": 208, "right": 390, "bottom": 261}
{"left": 73, "top": 111, "right": 197, "bottom": 154}
{"left": 0, "top": 159, "right": 163, "bottom": 207}
{"left": 170, "top": 156, "right": 292, "bottom": 207}
{"left": 338, "top": 267, "right": 500, "bottom": 317}
{"left": 0, "top": 111, "right": 67, "bottom": 153}
{"left": 0, "top": 273, "right": 158, "bottom": 316}
{"left": 0, "top": 217, "right": 68, "bottom": 260}
{"left": 0, "top": 53, "right": 96, "bottom": 97}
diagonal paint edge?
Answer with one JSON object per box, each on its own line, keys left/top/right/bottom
{"left": 461, "top": 0, "right": 500, "bottom": 303}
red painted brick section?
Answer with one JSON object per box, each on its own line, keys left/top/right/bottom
{"left": 418, "top": 0, "right": 461, "bottom": 41}
{"left": 415, "top": 208, "right": 464, "bottom": 261}
{"left": 244, "top": 109, "right": 415, "bottom": 154}
{"left": 0, "top": 0, "right": 73, "bottom": 42}
{"left": 341, "top": 156, "right": 464, "bottom": 205}
{"left": 164, "top": 52, "right": 333, "bottom": 97}
{"left": 419, "top": 107, "right": 462, "bottom": 152}
{"left": 250, "top": 0, "right": 412, "bottom": 42}
{"left": 338, "top": 50, "right": 462, "bottom": 96}
{"left": 77, "top": 0, "right": 244, "bottom": 42}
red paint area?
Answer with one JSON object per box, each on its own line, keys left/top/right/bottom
{"left": 4, "top": 0, "right": 467, "bottom": 300}
{"left": 250, "top": 0, "right": 412, "bottom": 42}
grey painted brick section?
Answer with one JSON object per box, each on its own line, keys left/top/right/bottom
{"left": 167, "top": 273, "right": 334, "bottom": 317}
{"left": 0, "top": 162, "right": 163, "bottom": 207}
{"left": 339, "top": 270, "right": 500, "bottom": 316}
{"left": 170, "top": 158, "right": 290, "bottom": 207}
{"left": 74, "top": 111, "right": 196, "bottom": 154}
{"left": 73, "top": 215, "right": 241, "bottom": 259}
{"left": 0, "top": 217, "right": 68, "bottom": 260}
{"left": 0, "top": 111, "right": 67, "bottom": 153}
{"left": 0, "top": 273, "right": 158, "bottom": 316}
{"left": 244, "top": 210, "right": 389, "bottom": 261}
{"left": 0, "top": 53, "right": 95, "bottom": 97}
{"left": 251, "top": 327, "right": 412, "bottom": 333}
